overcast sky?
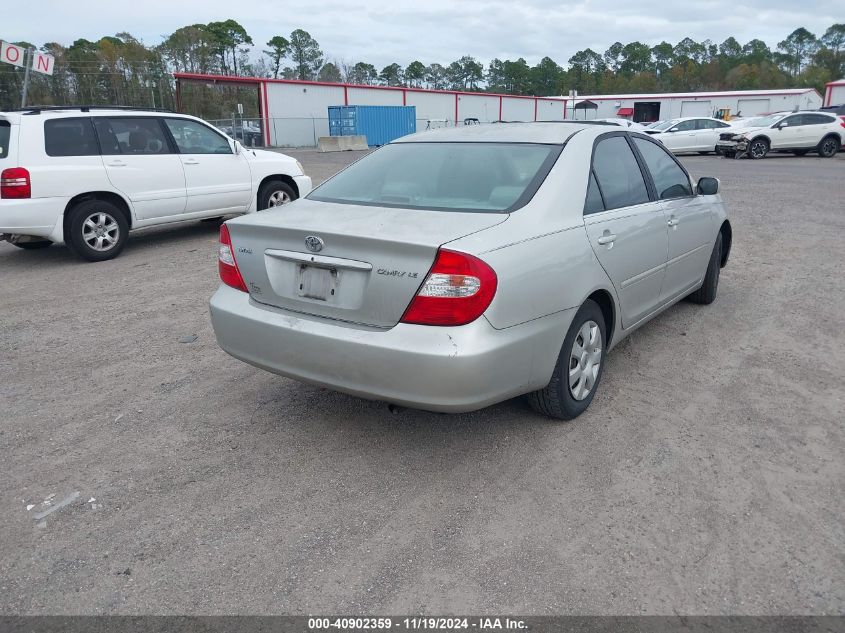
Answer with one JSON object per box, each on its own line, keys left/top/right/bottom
{"left": 3, "top": 0, "right": 843, "bottom": 68}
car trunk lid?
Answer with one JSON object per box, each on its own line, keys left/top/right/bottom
{"left": 225, "top": 198, "right": 507, "bottom": 328}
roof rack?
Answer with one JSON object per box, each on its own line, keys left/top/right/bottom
{"left": 12, "top": 105, "right": 174, "bottom": 115}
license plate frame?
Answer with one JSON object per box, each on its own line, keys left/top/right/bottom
{"left": 297, "top": 264, "right": 337, "bottom": 301}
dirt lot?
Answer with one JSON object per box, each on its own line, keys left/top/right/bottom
{"left": 1, "top": 149, "right": 843, "bottom": 615}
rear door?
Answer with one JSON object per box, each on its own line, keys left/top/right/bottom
{"left": 94, "top": 117, "right": 186, "bottom": 220}
{"left": 694, "top": 119, "right": 730, "bottom": 152}
{"left": 162, "top": 118, "right": 252, "bottom": 215}
{"left": 632, "top": 136, "right": 713, "bottom": 302}
{"left": 583, "top": 133, "right": 668, "bottom": 328}
{"left": 800, "top": 113, "right": 838, "bottom": 146}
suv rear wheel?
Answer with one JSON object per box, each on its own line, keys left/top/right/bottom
{"left": 818, "top": 136, "right": 840, "bottom": 158}
{"left": 67, "top": 199, "right": 129, "bottom": 262}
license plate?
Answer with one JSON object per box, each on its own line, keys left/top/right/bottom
{"left": 297, "top": 265, "right": 337, "bottom": 301}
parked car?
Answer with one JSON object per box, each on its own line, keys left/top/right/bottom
{"left": 0, "top": 106, "right": 311, "bottom": 261}
{"left": 595, "top": 118, "right": 651, "bottom": 133}
{"left": 716, "top": 111, "right": 843, "bottom": 159}
{"left": 210, "top": 122, "right": 731, "bottom": 420}
{"left": 648, "top": 117, "right": 735, "bottom": 154}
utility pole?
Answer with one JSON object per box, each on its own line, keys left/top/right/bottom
{"left": 20, "top": 47, "right": 33, "bottom": 108}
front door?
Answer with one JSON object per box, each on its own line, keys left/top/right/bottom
{"left": 770, "top": 114, "right": 804, "bottom": 149}
{"left": 583, "top": 134, "right": 668, "bottom": 328}
{"left": 662, "top": 119, "right": 698, "bottom": 152}
{"left": 162, "top": 118, "right": 252, "bottom": 215}
{"left": 631, "top": 136, "right": 714, "bottom": 302}
{"left": 94, "top": 117, "right": 187, "bottom": 221}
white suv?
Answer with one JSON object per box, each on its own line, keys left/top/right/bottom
{"left": 715, "top": 111, "right": 844, "bottom": 159}
{"left": 0, "top": 107, "right": 312, "bottom": 261}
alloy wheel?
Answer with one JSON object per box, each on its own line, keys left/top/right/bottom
{"left": 750, "top": 141, "right": 768, "bottom": 159}
{"left": 268, "top": 190, "right": 291, "bottom": 207}
{"left": 82, "top": 211, "right": 120, "bottom": 252}
{"left": 569, "top": 320, "right": 602, "bottom": 401}
{"left": 820, "top": 139, "right": 838, "bottom": 157}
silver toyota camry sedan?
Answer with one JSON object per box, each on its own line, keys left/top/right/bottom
{"left": 210, "top": 122, "right": 731, "bottom": 420}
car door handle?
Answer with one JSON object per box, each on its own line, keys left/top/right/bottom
{"left": 597, "top": 234, "right": 616, "bottom": 245}
{"left": 183, "top": 158, "right": 200, "bottom": 165}
{"left": 668, "top": 217, "right": 679, "bottom": 227}
{"left": 106, "top": 160, "right": 126, "bottom": 167}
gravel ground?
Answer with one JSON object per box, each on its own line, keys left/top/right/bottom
{"left": 1, "top": 149, "right": 843, "bottom": 615}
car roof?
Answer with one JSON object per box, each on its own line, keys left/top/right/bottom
{"left": 0, "top": 108, "right": 195, "bottom": 121}
{"left": 395, "top": 121, "right": 618, "bottom": 144}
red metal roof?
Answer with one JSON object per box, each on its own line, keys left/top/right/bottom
{"left": 616, "top": 107, "right": 634, "bottom": 116}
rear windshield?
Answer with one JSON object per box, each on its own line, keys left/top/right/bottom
{"left": 308, "top": 142, "right": 561, "bottom": 213}
{"left": 0, "top": 122, "right": 10, "bottom": 159}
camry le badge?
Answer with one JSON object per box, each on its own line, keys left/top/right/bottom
{"left": 304, "top": 236, "right": 324, "bottom": 252}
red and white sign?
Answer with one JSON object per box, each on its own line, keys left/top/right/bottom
{"left": 1, "top": 41, "right": 26, "bottom": 67}
{"left": 32, "top": 52, "right": 54, "bottom": 76}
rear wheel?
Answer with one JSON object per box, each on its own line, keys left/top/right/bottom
{"left": 67, "top": 199, "right": 129, "bottom": 262}
{"left": 687, "top": 232, "right": 722, "bottom": 305}
{"left": 818, "top": 136, "right": 840, "bottom": 158}
{"left": 748, "top": 138, "right": 769, "bottom": 159}
{"left": 258, "top": 180, "right": 297, "bottom": 211}
{"left": 527, "top": 299, "right": 606, "bottom": 421}
{"left": 11, "top": 239, "right": 52, "bottom": 250}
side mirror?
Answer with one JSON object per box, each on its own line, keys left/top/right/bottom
{"left": 697, "top": 177, "right": 719, "bottom": 196}
{"left": 668, "top": 127, "right": 679, "bottom": 133}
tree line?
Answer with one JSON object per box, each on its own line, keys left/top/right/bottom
{"left": 1, "top": 21, "right": 843, "bottom": 117}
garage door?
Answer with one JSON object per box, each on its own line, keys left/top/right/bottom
{"left": 736, "top": 99, "right": 771, "bottom": 117}
{"left": 680, "top": 101, "right": 712, "bottom": 117}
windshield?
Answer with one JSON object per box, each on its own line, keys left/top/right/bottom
{"left": 0, "top": 122, "right": 10, "bottom": 159}
{"left": 308, "top": 142, "right": 561, "bottom": 213}
{"left": 651, "top": 119, "right": 678, "bottom": 131}
{"left": 744, "top": 113, "right": 786, "bottom": 128}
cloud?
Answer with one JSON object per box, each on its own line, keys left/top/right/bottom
{"left": 2, "top": 0, "right": 840, "bottom": 68}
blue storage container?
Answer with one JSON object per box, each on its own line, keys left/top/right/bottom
{"left": 328, "top": 105, "right": 416, "bottom": 146}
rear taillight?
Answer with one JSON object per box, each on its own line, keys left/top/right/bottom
{"left": 400, "top": 249, "right": 497, "bottom": 326}
{"left": 218, "top": 224, "right": 248, "bottom": 292}
{"left": 840, "top": 116, "right": 845, "bottom": 129}
{"left": 1, "top": 167, "right": 31, "bottom": 199}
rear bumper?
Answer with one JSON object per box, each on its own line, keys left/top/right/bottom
{"left": 0, "top": 197, "right": 66, "bottom": 241}
{"left": 210, "top": 284, "right": 574, "bottom": 413}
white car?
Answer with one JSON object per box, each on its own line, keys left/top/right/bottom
{"left": 648, "top": 117, "right": 735, "bottom": 154}
{"left": 595, "top": 118, "right": 650, "bottom": 133}
{"left": 0, "top": 106, "right": 312, "bottom": 261}
{"left": 715, "top": 111, "right": 844, "bottom": 159}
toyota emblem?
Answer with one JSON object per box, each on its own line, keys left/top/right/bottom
{"left": 304, "top": 236, "right": 324, "bottom": 252}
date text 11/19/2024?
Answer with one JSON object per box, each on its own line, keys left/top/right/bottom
{"left": 308, "top": 617, "right": 528, "bottom": 630}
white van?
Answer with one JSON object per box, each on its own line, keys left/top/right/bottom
{"left": 0, "top": 107, "right": 311, "bottom": 261}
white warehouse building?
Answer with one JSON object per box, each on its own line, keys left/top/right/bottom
{"left": 824, "top": 79, "right": 845, "bottom": 106}
{"left": 173, "top": 73, "right": 824, "bottom": 147}
{"left": 564, "top": 88, "right": 822, "bottom": 122}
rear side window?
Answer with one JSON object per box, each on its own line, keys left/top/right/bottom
{"left": 44, "top": 118, "right": 99, "bottom": 157}
{"left": 802, "top": 114, "right": 835, "bottom": 125}
{"left": 591, "top": 136, "right": 649, "bottom": 210}
{"left": 94, "top": 118, "right": 170, "bottom": 155}
{"left": 633, "top": 138, "right": 693, "bottom": 200}
{"left": 584, "top": 172, "right": 605, "bottom": 215}
{"left": 0, "top": 122, "right": 10, "bottom": 159}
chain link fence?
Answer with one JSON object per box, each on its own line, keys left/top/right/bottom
{"left": 206, "top": 117, "right": 473, "bottom": 149}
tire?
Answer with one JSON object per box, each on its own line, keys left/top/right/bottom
{"left": 818, "top": 136, "right": 840, "bottom": 158}
{"left": 11, "top": 239, "right": 52, "bottom": 250}
{"left": 748, "top": 138, "right": 769, "bottom": 159}
{"left": 66, "top": 199, "right": 129, "bottom": 262}
{"left": 792, "top": 150, "right": 808, "bottom": 157}
{"left": 257, "top": 180, "right": 297, "bottom": 211}
{"left": 687, "top": 232, "right": 722, "bottom": 305}
{"left": 527, "top": 299, "right": 606, "bottom": 421}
